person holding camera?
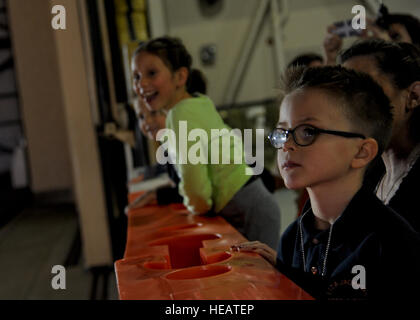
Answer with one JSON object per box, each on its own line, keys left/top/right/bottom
{"left": 323, "top": 5, "right": 420, "bottom": 66}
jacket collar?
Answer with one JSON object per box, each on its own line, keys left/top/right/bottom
{"left": 299, "top": 187, "right": 381, "bottom": 247}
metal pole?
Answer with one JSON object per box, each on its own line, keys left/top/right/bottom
{"left": 270, "top": 0, "right": 287, "bottom": 77}
{"left": 223, "top": 0, "right": 270, "bottom": 106}
{"left": 147, "top": 0, "right": 168, "bottom": 37}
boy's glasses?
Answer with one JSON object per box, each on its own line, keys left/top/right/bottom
{"left": 268, "top": 124, "right": 366, "bottom": 148}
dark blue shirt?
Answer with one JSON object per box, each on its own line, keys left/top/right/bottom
{"left": 276, "top": 187, "right": 420, "bottom": 300}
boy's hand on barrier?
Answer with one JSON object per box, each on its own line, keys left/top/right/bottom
{"left": 231, "top": 241, "right": 277, "bottom": 266}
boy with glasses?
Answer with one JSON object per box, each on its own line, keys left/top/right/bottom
{"left": 232, "top": 66, "right": 420, "bottom": 300}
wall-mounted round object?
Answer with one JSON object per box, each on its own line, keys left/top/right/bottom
{"left": 198, "top": 0, "right": 224, "bottom": 18}
{"left": 200, "top": 44, "right": 217, "bottom": 66}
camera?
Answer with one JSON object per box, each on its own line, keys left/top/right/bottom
{"left": 331, "top": 19, "right": 363, "bottom": 38}
{"left": 332, "top": 4, "right": 390, "bottom": 38}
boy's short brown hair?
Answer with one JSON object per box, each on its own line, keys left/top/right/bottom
{"left": 279, "top": 65, "right": 393, "bottom": 156}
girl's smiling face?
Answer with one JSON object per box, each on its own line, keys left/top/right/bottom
{"left": 132, "top": 52, "right": 186, "bottom": 112}
{"left": 277, "top": 88, "right": 362, "bottom": 190}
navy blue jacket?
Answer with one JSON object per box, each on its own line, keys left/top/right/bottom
{"left": 276, "top": 187, "right": 420, "bottom": 300}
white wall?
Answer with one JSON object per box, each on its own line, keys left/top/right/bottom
{"left": 153, "top": 0, "right": 420, "bottom": 106}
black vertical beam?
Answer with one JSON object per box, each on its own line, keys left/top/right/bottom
{"left": 125, "top": 0, "right": 136, "bottom": 41}
{"left": 103, "top": 0, "right": 128, "bottom": 103}
{"left": 85, "top": 0, "right": 113, "bottom": 126}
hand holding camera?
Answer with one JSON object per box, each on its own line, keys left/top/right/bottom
{"left": 323, "top": 4, "right": 391, "bottom": 66}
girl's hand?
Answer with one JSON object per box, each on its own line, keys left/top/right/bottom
{"left": 231, "top": 241, "right": 277, "bottom": 266}
{"left": 125, "top": 190, "right": 157, "bottom": 215}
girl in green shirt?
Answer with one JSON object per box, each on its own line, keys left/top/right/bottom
{"left": 132, "top": 37, "right": 281, "bottom": 248}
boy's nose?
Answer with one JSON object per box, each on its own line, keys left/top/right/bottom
{"left": 281, "top": 135, "right": 296, "bottom": 151}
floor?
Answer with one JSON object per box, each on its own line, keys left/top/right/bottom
{"left": 0, "top": 188, "right": 297, "bottom": 300}
{"left": 0, "top": 198, "right": 118, "bottom": 300}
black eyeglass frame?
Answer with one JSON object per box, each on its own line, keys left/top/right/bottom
{"left": 268, "top": 124, "right": 366, "bottom": 148}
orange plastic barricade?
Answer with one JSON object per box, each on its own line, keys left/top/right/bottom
{"left": 115, "top": 200, "right": 314, "bottom": 300}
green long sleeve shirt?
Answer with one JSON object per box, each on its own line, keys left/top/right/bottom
{"left": 165, "top": 94, "right": 252, "bottom": 214}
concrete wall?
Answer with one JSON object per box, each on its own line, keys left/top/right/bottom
{"left": 152, "top": 0, "right": 420, "bottom": 106}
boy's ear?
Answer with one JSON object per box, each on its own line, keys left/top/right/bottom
{"left": 407, "top": 81, "right": 420, "bottom": 112}
{"left": 351, "top": 138, "right": 378, "bottom": 169}
{"left": 174, "top": 67, "right": 189, "bottom": 88}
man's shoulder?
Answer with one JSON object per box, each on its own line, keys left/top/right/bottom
{"left": 356, "top": 188, "right": 419, "bottom": 244}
